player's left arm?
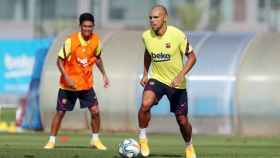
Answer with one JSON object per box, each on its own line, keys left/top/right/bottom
{"left": 170, "top": 42, "right": 197, "bottom": 88}
{"left": 94, "top": 38, "right": 109, "bottom": 88}
{"left": 181, "top": 43, "right": 197, "bottom": 76}
{"left": 96, "top": 52, "right": 109, "bottom": 88}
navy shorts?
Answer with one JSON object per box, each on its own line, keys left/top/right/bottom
{"left": 144, "top": 79, "right": 188, "bottom": 115}
{"left": 56, "top": 88, "right": 98, "bottom": 111}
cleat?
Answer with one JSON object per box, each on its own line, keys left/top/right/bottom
{"left": 44, "top": 141, "right": 55, "bottom": 149}
{"left": 139, "top": 138, "right": 150, "bottom": 157}
{"left": 185, "top": 144, "right": 196, "bottom": 158}
{"left": 90, "top": 139, "right": 107, "bottom": 150}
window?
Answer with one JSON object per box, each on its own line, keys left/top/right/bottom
{"left": 0, "top": 0, "right": 16, "bottom": 20}
{"left": 90, "top": 0, "right": 101, "bottom": 24}
{"left": 271, "top": 0, "right": 280, "bottom": 9}
{"left": 234, "top": 0, "right": 246, "bottom": 21}
{"left": 36, "top": 0, "right": 77, "bottom": 20}
{"left": 107, "top": 0, "right": 156, "bottom": 24}
{"left": 258, "top": 0, "right": 266, "bottom": 22}
{"left": 0, "top": 0, "right": 28, "bottom": 21}
{"left": 56, "top": 0, "right": 77, "bottom": 19}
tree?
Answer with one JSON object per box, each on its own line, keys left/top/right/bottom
{"left": 176, "top": 3, "right": 202, "bottom": 30}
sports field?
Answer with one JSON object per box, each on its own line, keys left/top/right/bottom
{"left": 0, "top": 132, "right": 279, "bottom": 158}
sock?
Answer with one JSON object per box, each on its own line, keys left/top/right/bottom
{"left": 186, "top": 138, "right": 192, "bottom": 148}
{"left": 92, "top": 133, "right": 99, "bottom": 141}
{"left": 139, "top": 128, "right": 147, "bottom": 139}
{"left": 49, "top": 136, "right": 56, "bottom": 143}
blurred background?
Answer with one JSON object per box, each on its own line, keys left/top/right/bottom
{"left": 0, "top": 0, "right": 280, "bottom": 136}
{"left": 2, "top": 0, "right": 280, "bottom": 39}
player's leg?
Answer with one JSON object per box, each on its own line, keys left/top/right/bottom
{"left": 138, "top": 90, "right": 156, "bottom": 157}
{"left": 44, "top": 111, "right": 66, "bottom": 149}
{"left": 50, "top": 111, "right": 66, "bottom": 137}
{"left": 44, "top": 89, "right": 77, "bottom": 149}
{"left": 138, "top": 90, "right": 156, "bottom": 129}
{"left": 88, "top": 105, "right": 107, "bottom": 150}
{"left": 88, "top": 105, "right": 100, "bottom": 133}
{"left": 169, "top": 89, "right": 196, "bottom": 158}
{"left": 138, "top": 79, "right": 164, "bottom": 157}
{"left": 176, "top": 115, "right": 192, "bottom": 143}
{"left": 176, "top": 115, "right": 196, "bottom": 158}
{"left": 79, "top": 88, "right": 106, "bottom": 150}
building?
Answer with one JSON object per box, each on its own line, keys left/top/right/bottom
{"left": 1, "top": 0, "right": 280, "bottom": 39}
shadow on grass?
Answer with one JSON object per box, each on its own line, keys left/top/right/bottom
{"left": 55, "top": 146, "right": 92, "bottom": 149}
{"left": 113, "top": 153, "right": 182, "bottom": 158}
{"left": 149, "top": 154, "right": 182, "bottom": 157}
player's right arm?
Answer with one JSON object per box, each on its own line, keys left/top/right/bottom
{"left": 140, "top": 49, "right": 151, "bottom": 87}
{"left": 170, "top": 31, "right": 196, "bottom": 88}
{"left": 57, "top": 38, "right": 76, "bottom": 89}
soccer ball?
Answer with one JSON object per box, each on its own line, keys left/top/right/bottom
{"left": 118, "top": 138, "right": 140, "bottom": 158}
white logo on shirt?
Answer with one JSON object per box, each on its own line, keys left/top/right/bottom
{"left": 77, "top": 57, "right": 88, "bottom": 67}
{"left": 151, "top": 52, "right": 171, "bottom": 62}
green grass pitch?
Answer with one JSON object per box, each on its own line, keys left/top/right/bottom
{"left": 0, "top": 132, "right": 280, "bottom": 158}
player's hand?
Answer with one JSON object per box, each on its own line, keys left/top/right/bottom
{"left": 64, "top": 75, "right": 76, "bottom": 89}
{"left": 170, "top": 74, "right": 184, "bottom": 88}
{"left": 140, "top": 75, "right": 148, "bottom": 87}
{"left": 103, "top": 74, "right": 110, "bottom": 88}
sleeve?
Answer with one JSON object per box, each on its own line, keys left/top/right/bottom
{"left": 179, "top": 32, "right": 193, "bottom": 55}
{"left": 142, "top": 33, "right": 147, "bottom": 47}
{"left": 95, "top": 39, "right": 102, "bottom": 57}
{"left": 142, "top": 32, "right": 150, "bottom": 54}
{"left": 58, "top": 38, "right": 71, "bottom": 59}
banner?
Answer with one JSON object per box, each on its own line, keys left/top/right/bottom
{"left": 0, "top": 39, "right": 52, "bottom": 94}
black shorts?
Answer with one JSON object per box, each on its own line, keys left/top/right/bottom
{"left": 56, "top": 88, "right": 98, "bottom": 111}
{"left": 144, "top": 79, "right": 188, "bottom": 115}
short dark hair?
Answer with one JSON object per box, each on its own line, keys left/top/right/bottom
{"left": 79, "top": 12, "right": 94, "bottom": 24}
{"left": 152, "top": 4, "right": 168, "bottom": 15}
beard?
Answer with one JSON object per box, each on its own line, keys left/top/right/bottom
{"left": 151, "top": 23, "right": 165, "bottom": 35}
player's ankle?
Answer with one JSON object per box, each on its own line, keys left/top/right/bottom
{"left": 185, "top": 138, "right": 192, "bottom": 147}
{"left": 91, "top": 133, "right": 99, "bottom": 141}
{"left": 139, "top": 128, "right": 147, "bottom": 139}
{"left": 49, "top": 136, "right": 56, "bottom": 143}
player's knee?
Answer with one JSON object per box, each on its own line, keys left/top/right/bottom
{"left": 176, "top": 115, "right": 188, "bottom": 126}
{"left": 90, "top": 106, "right": 99, "bottom": 115}
{"left": 56, "top": 111, "right": 65, "bottom": 118}
{"left": 178, "top": 119, "right": 187, "bottom": 126}
{"left": 141, "top": 100, "right": 153, "bottom": 112}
